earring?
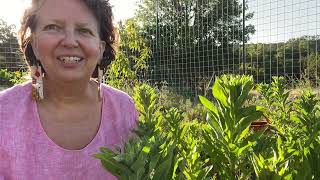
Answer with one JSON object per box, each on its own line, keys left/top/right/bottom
{"left": 98, "top": 65, "right": 103, "bottom": 101}
{"left": 31, "top": 62, "right": 44, "bottom": 101}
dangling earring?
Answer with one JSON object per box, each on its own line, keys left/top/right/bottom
{"left": 31, "top": 62, "right": 44, "bottom": 101}
{"left": 97, "top": 65, "right": 104, "bottom": 101}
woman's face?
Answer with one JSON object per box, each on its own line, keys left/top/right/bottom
{"left": 31, "top": 0, "right": 105, "bottom": 83}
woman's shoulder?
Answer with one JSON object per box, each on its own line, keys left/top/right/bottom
{"left": 100, "top": 84, "right": 138, "bottom": 144}
{"left": 101, "top": 84, "right": 134, "bottom": 104}
{"left": 0, "top": 81, "right": 32, "bottom": 104}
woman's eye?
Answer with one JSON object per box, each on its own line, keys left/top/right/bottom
{"left": 79, "top": 28, "right": 93, "bottom": 35}
{"left": 44, "top": 24, "right": 61, "bottom": 31}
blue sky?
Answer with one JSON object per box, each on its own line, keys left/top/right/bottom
{"left": 247, "top": 0, "right": 319, "bottom": 43}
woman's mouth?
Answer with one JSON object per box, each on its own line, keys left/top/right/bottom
{"left": 58, "top": 56, "right": 83, "bottom": 64}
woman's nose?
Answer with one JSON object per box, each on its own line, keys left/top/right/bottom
{"left": 61, "top": 31, "right": 79, "bottom": 48}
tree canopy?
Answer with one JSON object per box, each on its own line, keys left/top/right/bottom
{"left": 134, "top": 0, "right": 255, "bottom": 94}
{"left": 0, "top": 19, "right": 23, "bottom": 71}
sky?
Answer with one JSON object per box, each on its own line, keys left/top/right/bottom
{"left": 0, "top": 0, "right": 139, "bottom": 31}
{"left": 247, "top": 0, "right": 319, "bottom": 43}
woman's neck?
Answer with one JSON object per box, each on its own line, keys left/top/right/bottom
{"left": 41, "top": 77, "right": 98, "bottom": 105}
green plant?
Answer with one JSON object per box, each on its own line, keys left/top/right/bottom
{"left": 292, "top": 91, "right": 320, "bottom": 179}
{"left": 256, "top": 76, "right": 295, "bottom": 135}
{"left": 95, "top": 84, "right": 166, "bottom": 179}
{"left": 106, "top": 19, "right": 150, "bottom": 89}
{"left": 251, "top": 136, "right": 295, "bottom": 180}
{"left": 157, "top": 85, "right": 206, "bottom": 122}
{"left": 0, "top": 69, "right": 28, "bottom": 86}
{"left": 252, "top": 81, "right": 320, "bottom": 179}
{"left": 95, "top": 75, "right": 320, "bottom": 179}
{"left": 199, "top": 75, "right": 265, "bottom": 179}
{"left": 95, "top": 83, "right": 211, "bottom": 179}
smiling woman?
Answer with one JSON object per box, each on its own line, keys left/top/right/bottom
{"left": 29, "top": 0, "right": 106, "bottom": 83}
{"left": 0, "top": 0, "right": 138, "bottom": 179}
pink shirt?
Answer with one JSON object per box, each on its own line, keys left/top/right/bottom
{"left": 0, "top": 82, "right": 137, "bottom": 180}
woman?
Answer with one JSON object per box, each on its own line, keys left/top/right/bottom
{"left": 0, "top": 0, "right": 137, "bottom": 179}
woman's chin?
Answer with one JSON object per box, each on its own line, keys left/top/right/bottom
{"left": 46, "top": 74, "right": 89, "bottom": 84}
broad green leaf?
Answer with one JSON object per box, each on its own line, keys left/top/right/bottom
{"left": 199, "top": 95, "right": 219, "bottom": 115}
{"left": 153, "top": 148, "right": 174, "bottom": 180}
{"left": 148, "top": 153, "right": 161, "bottom": 177}
{"left": 236, "top": 126, "right": 250, "bottom": 142}
{"left": 212, "top": 79, "right": 229, "bottom": 107}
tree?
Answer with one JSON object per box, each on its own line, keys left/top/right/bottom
{"left": 135, "top": 0, "right": 255, "bottom": 95}
{"left": 245, "top": 35, "right": 320, "bottom": 83}
{"left": 0, "top": 19, "right": 23, "bottom": 71}
{"left": 106, "top": 19, "right": 151, "bottom": 89}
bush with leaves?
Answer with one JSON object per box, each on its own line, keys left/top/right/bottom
{"left": 253, "top": 80, "right": 320, "bottom": 179}
{"left": 95, "top": 74, "right": 320, "bottom": 179}
{"left": 199, "top": 75, "right": 265, "bottom": 179}
{"left": 256, "top": 76, "right": 296, "bottom": 135}
{"left": 95, "top": 83, "right": 213, "bottom": 179}
{"left": 0, "top": 69, "right": 28, "bottom": 87}
{"left": 157, "top": 85, "right": 206, "bottom": 122}
{"left": 291, "top": 91, "right": 320, "bottom": 179}
{"left": 303, "top": 53, "right": 320, "bottom": 84}
{"left": 106, "top": 19, "right": 150, "bottom": 89}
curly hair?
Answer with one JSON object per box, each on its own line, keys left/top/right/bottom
{"left": 18, "top": 0, "right": 116, "bottom": 78}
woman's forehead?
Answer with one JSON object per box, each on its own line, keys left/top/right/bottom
{"left": 35, "top": 0, "right": 98, "bottom": 26}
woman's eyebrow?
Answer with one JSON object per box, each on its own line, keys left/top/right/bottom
{"left": 76, "top": 22, "right": 94, "bottom": 27}
{"left": 41, "top": 19, "right": 65, "bottom": 25}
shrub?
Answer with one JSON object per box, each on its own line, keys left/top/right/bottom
{"left": 0, "top": 69, "right": 28, "bottom": 87}
{"left": 95, "top": 75, "right": 320, "bottom": 179}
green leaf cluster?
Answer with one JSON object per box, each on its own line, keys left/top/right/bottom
{"left": 96, "top": 75, "right": 320, "bottom": 179}
{"left": 199, "top": 75, "right": 265, "bottom": 179}
{"left": 106, "top": 19, "right": 151, "bottom": 89}
{"left": 0, "top": 69, "right": 28, "bottom": 86}
{"left": 95, "top": 83, "right": 211, "bottom": 179}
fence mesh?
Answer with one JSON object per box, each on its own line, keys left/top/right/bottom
{"left": 0, "top": 19, "right": 24, "bottom": 71}
{"left": 142, "top": 0, "right": 320, "bottom": 95}
{"left": 0, "top": 0, "right": 319, "bottom": 96}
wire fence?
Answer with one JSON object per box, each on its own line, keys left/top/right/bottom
{"left": 142, "top": 0, "right": 320, "bottom": 95}
{"left": 0, "top": 0, "right": 319, "bottom": 96}
{"left": 0, "top": 19, "right": 24, "bottom": 72}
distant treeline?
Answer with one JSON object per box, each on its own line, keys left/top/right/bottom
{"left": 145, "top": 35, "right": 320, "bottom": 96}
{"left": 245, "top": 35, "right": 320, "bottom": 83}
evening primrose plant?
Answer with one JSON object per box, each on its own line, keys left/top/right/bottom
{"left": 95, "top": 75, "right": 320, "bottom": 179}
{"left": 199, "top": 75, "right": 265, "bottom": 179}
{"left": 95, "top": 84, "right": 210, "bottom": 179}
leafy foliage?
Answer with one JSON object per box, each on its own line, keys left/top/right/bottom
{"left": 303, "top": 53, "right": 320, "bottom": 83}
{"left": 135, "top": 0, "right": 255, "bottom": 94}
{"left": 0, "top": 69, "right": 28, "bottom": 86}
{"left": 96, "top": 75, "right": 320, "bottom": 179}
{"left": 95, "top": 83, "right": 211, "bottom": 179}
{"left": 0, "top": 19, "right": 23, "bottom": 71}
{"left": 199, "top": 75, "right": 265, "bottom": 179}
{"left": 106, "top": 19, "right": 151, "bottom": 89}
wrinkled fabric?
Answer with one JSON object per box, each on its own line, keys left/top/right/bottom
{"left": 0, "top": 82, "right": 138, "bottom": 180}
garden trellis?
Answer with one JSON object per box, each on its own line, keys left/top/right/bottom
{"left": 0, "top": 0, "right": 319, "bottom": 95}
